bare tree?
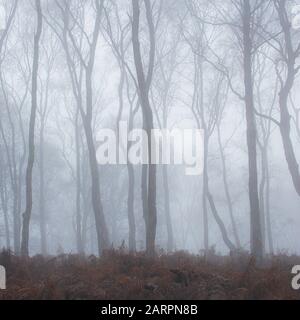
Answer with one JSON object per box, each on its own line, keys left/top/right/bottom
{"left": 191, "top": 0, "right": 267, "bottom": 261}
{"left": 21, "top": 0, "right": 43, "bottom": 256}
{"left": 254, "top": 51, "right": 277, "bottom": 255}
{"left": 184, "top": 0, "right": 237, "bottom": 253}
{"left": 102, "top": 2, "right": 137, "bottom": 251}
{"left": 36, "top": 33, "right": 58, "bottom": 255}
{"left": 0, "top": 152, "right": 10, "bottom": 248}
{"left": 216, "top": 88, "right": 241, "bottom": 249}
{"left": 46, "top": 0, "right": 110, "bottom": 255}
{"left": 241, "top": 0, "right": 264, "bottom": 261}
{"left": 131, "top": 0, "right": 157, "bottom": 256}
{"left": 55, "top": 98, "right": 85, "bottom": 254}
{"left": 272, "top": 0, "right": 300, "bottom": 197}
{"left": 151, "top": 17, "right": 178, "bottom": 252}
{"left": 0, "top": 0, "right": 19, "bottom": 253}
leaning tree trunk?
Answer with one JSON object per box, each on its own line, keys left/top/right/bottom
{"left": 21, "top": 0, "right": 43, "bottom": 257}
{"left": 279, "top": 73, "right": 300, "bottom": 196}
{"left": 275, "top": 0, "right": 300, "bottom": 198}
{"left": 207, "top": 191, "right": 236, "bottom": 252}
{"left": 217, "top": 125, "right": 241, "bottom": 248}
{"left": 203, "top": 128, "right": 236, "bottom": 253}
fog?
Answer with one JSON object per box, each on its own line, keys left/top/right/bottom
{"left": 0, "top": 0, "right": 300, "bottom": 259}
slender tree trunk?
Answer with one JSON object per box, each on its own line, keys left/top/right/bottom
{"left": 0, "top": 0, "right": 18, "bottom": 250}
{"left": 259, "top": 145, "right": 266, "bottom": 254}
{"left": 21, "top": 0, "right": 43, "bottom": 256}
{"left": 39, "top": 120, "right": 47, "bottom": 255}
{"left": 127, "top": 162, "right": 136, "bottom": 251}
{"left": 127, "top": 103, "right": 137, "bottom": 252}
{"left": 82, "top": 116, "right": 109, "bottom": 255}
{"left": 81, "top": 175, "right": 91, "bottom": 253}
{"left": 82, "top": 1, "right": 109, "bottom": 256}
{"left": 203, "top": 129, "right": 235, "bottom": 253}
{"left": 57, "top": 0, "right": 109, "bottom": 256}
{"left": 207, "top": 191, "right": 236, "bottom": 252}
{"left": 117, "top": 63, "right": 137, "bottom": 251}
{"left": 217, "top": 126, "right": 241, "bottom": 248}
{"left": 242, "top": 0, "right": 263, "bottom": 262}
{"left": 162, "top": 165, "right": 174, "bottom": 252}
{"left": 17, "top": 105, "right": 27, "bottom": 254}
{"left": 12, "top": 183, "right": 19, "bottom": 254}
{"left": 279, "top": 80, "right": 300, "bottom": 196}
{"left": 160, "top": 102, "right": 174, "bottom": 252}
{"left": 38, "top": 63, "right": 52, "bottom": 256}
{"left": 3, "top": 201, "right": 10, "bottom": 249}
{"left": 0, "top": 124, "right": 19, "bottom": 253}
{"left": 132, "top": 0, "right": 157, "bottom": 257}
{"left": 75, "top": 111, "right": 83, "bottom": 254}
{"left": 265, "top": 150, "right": 274, "bottom": 255}
{"left": 202, "top": 133, "right": 209, "bottom": 252}
{"left": 83, "top": 64, "right": 109, "bottom": 254}
{"left": 0, "top": 73, "right": 21, "bottom": 254}
{"left": 0, "top": 172, "right": 10, "bottom": 249}
{"left": 275, "top": 0, "right": 300, "bottom": 198}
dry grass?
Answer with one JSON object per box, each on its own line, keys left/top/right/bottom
{"left": 0, "top": 249, "right": 299, "bottom": 300}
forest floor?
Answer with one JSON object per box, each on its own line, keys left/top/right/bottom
{"left": 0, "top": 249, "right": 299, "bottom": 300}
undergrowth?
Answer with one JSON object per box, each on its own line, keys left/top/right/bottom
{"left": 0, "top": 249, "right": 299, "bottom": 300}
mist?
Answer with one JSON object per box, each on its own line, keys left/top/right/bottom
{"left": 0, "top": 0, "right": 300, "bottom": 268}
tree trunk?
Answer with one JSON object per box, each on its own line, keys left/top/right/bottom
{"left": 127, "top": 162, "right": 136, "bottom": 252}
{"left": 279, "top": 78, "right": 300, "bottom": 196}
{"left": 0, "top": 171, "right": 10, "bottom": 249}
{"left": 217, "top": 125, "right": 241, "bottom": 248}
{"left": 207, "top": 191, "right": 236, "bottom": 252}
{"left": 21, "top": 0, "right": 43, "bottom": 257}
{"left": 83, "top": 63, "right": 109, "bottom": 254}
{"left": 75, "top": 111, "right": 83, "bottom": 254}
{"left": 82, "top": 116, "right": 109, "bottom": 255}
{"left": 39, "top": 120, "right": 47, "bottom": 255}
{"left": 265, "top": 151, "right": 274, "bottom": 255}
{"left": 259, "top": 145, "right": 266, "bottom": 254}
{"left": 127, "top": 103, "right": 137, "bottom": 252}
{"left": 132, "top": 0, "right": 157, "bottom": 257}
{"left": 162, "top": 165, "right": 174, "bottom": 252}
{"left": 202, "top": 133, "right": 209, "bottom": 252}
{"left": 242, "top": 0, "right": 263, "bottom": 262}
{"left": 275, "top": 0, "right": 300, "bottom": 198}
